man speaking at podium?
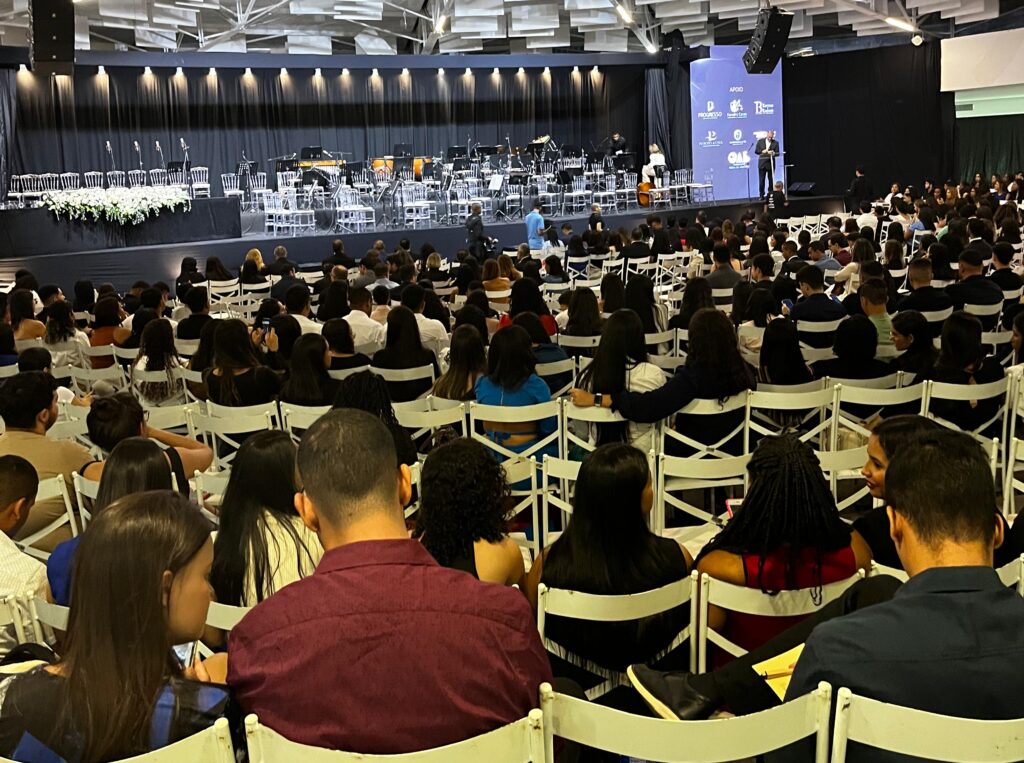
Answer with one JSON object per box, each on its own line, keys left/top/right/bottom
{"left": 754, "top": 129, "right": 779, "bottom": 200}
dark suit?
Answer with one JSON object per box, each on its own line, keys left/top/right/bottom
{"left": 897, "top": 286, "right": 953, "bottom": 338}
{"left": 754, "top": 137, "right": 779, "bottom": 198}
{"left": 789, "top": 293, "right": 847, "bottom": 348}
{"left": 963, "top": 238, "right": 993, "bottom": 261}
{"left": 609, "top": 136, "right": 627, "bottom": 155}
{"left": 622, "top": 241, "right": 652, "bottom": 261}
{"left": 270, "top": 275, "right": 308, "bottom": 302}
{"left": 465, "top": 214, "right": 485, "bottom": 259}
{"left": 945, "top": 275, "right": 1004, "bottom": 329}
{"left": 845, "top": 175, "right": 873, "bottom": 212}
{"left": 650, "top": 230, "right": 673, "bottom": 256}
{"left": 264, "top": 258, "right": 300, "bottom": 276}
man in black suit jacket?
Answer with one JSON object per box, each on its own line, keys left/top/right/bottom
{"left": 754, "top": 130, "right": 779, "bottom": 199}
{"left": 844, "top": 166, "right": 873, "bottom": 212}
{"left": 786, "top": 265, "right": 847, "bottom": 348}
{"left": 622, "top": 227, "right": 652, "bottom": 261}
{"left": 648, "top": 215, "right": 673, "bottom": 256}
{"left": 945, "top": 250, "right": 1004, "bottom": 330}
{"left": 962, "top": 218, "right": 994, "bottom": 261}
{"left": 263, "top": 245, "right": 300, "bottom": 276}
{"left": 270, "top": 264, "right": 309, "bottom": 302}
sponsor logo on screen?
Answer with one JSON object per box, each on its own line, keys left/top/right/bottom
{"left": 727, "top": 150, "right": 751, "bottom": 168}
{"left": 754, "top": 100, "right": 775, "bottom": 115}
{"left": 699, "top": 130, "right": 722, "bottom": 148}
{"left": 727, "top": 99, "right": 747, "bottom": 119}
{"left": 697, "top": 99, "right": 723, "bottom": 120}
{"left": 730, "top": 129, "right": 745, "bottom": 145}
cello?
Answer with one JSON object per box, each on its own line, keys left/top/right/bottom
{"left": 637, "top": 180, "right": 652, "bottom": 207}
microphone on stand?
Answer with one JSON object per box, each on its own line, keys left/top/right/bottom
{"left": 105, "top": 140, "right": 115, "bottom": 170}
{"left": 180, "top": 137, "right": 186, "bottom": 151}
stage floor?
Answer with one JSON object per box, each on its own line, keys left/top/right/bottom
{"left": 0, "top": 195, "right": 845, "bottom": 289}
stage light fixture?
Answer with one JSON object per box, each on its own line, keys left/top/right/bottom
{"left": 98, "top": 65, "right": 105, "bottom": 75}
{"left": 592, "top": 65, "right": 599, "bottom": 73}
{"left": 543, "top": 66, "right": 550, "bottom": 75}
{"left": 371, "top": 67, "right": 379, "bottom": 77}
{"left": 244, "top": 67, "right": 253, "bottom": 76}
{"left": 517, "top": 67, "right": 524, "bottom": 74}
{"left": 644, "top": 39, "right": 657, "bottom": 53}
{"left": 572, "top": 65, "right": 579, "bottom": 73}
{"left": 209, "top": 67, "right": 216, "bottom": 76}
{"left": 175, "top": 67, "right": 184, "bottom": 76}
{"left": 438, "top": 67, "right": 444, "bottom": 75}
{"left": 401, "top": 67, "right": 409, "bottom": 75}
{"left": 911, "top": 33, "right": 923, "bottom": 46}
{"left": 315, "top": 67, "right": 322, "bottom": 77}
{"left": 435, "top": 13, "right": 447, "bottom": 31}
{"left": 465, "top": 67, "right": 472, "bottom": 75}
{"left": 884, "top": 16, "right": 915, "bottom": 32}
{"left": 342, "top": 68, "right": 350, "bottom": 76}
{"left": 615, "top": 4, "right": 630, "bottom": 22}
{"left": 143, "top": 66, "right": 152, "bottom": 75}
{"left": 280, "top": 67, "right": 287, "bottom": 76}
{"left": 18, "top": 64, "right": 27, "bottom": 73}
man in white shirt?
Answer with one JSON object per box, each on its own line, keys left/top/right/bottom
{"left": 0, "top": 455, "right": 51, "bottom": 658}
{"left": 855, "top": 201, "right": 877, "bottom": 232}
{"left": 284, "top": 284, "right": 322, "bottom": 335}
{"left": 344, "top": 286, "right": 386, "bottom": 355}
{"left": 400, "top": 284, "right": 450, "bottom": 363}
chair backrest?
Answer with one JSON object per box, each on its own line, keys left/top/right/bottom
{"left": 468, "top": 400, "right": 560, "bottom": 465}
{"left": 187, "top": 409, "right": 276, "bottom": 469}
{"left": 280, "top": 404, "right": 330, "bottom": 439}
{"left": 244, "top": 710, "right": 544, "bottom": 763}
{"left": 659, "top": 392, "right": 748, "bottom": 459}
{"left": 392, "top": 398, "right": 467, "bottom": 443}
{"left": 924, "top": 377, "right": 1008, "bottom": 440}
{"left": 541, "top": 681, "right": 832, "bottom": 763}
{"left": 696, "top": 569, "right": 864, "bottom": 672}
{"left": 829, "top": 687, "right": 1024, "bottom": 763}
{"left": 16, "top": 476, "right": 77, "bottom": 560}
{"left": 656, "top": 453, "right": 749, "bottom": 530}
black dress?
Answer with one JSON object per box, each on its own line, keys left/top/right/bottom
{"left": 203, "top": 366, "right": 281, "bottom": 406}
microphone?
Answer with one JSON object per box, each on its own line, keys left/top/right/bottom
{"left": 180, "top": 137, "right": 186, "bottom": 150}
{"left": 105, "top": 140, "right": 112, "bottom": 153}
{"left": 155, "top": 140, "right": 161, "bottom": 151}
{"left": 133, "top": 140, "right": 140, "bottom": 153}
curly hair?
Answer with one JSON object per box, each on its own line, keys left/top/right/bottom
{"left": 414, "top": 438, "right": 510, "bottom": 567}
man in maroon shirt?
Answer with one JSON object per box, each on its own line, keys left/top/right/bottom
{"left": 227, "top": 409, "right": 552, "bottom": 754}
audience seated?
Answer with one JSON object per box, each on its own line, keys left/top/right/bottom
{"left": 175, "top": 256, "right": 205, "bottom": 297}
{"left": 224, "top": 410, "right": 552, "bottom": 753}
{"left": 133, "top": 318, "right": 183, "bottom": 406}
{"left": 890, "top": 310, "right": 937, "bottom": 378}
{"left": 527, "top": 443, "right": 692, "bottom": 672}
{"left": 513, "top": 312, "right": 572, "bottom": 396}
{"left": 562, "top": 287, "right": 603, "bottom": 347}
{"left": 42, "top": 301, "right": 90, "bottom": 368}
{"left": 812, "top": 315, "right": 891, "bottom": 380}
{"left": 89, "top": 297, "right": 130, "bottom": 367}
{"left": 332, "top": 371, "right": 417, "bottom": 467}
{"left": 668, "top": 276, "right": 713, "bottom": 332}
{"left": 322, "top": 317, "right": 371, "bottom": 371}
{"left": 497, "top": 279, "right": 558, "bottom": 336}
{"left": 757, "top": 318, "right": 813, "bottom": 385}
{"left": 48, "top": 437, "right": 175, "bottom": 605}
{"left": 0, "top": 491, "right": 226, "bottom": 762}
{"left": 401, "top": 284, "right": 450, "bottom": 363}
{"left": 0, "top": 372, "right": 91, "bottom": 551}
{"left": 280, "top": 334, "right": 338, "bottom": 407}
{"left": 929, "top": 310, "right": 1005, "bottom": 432}
{"left": 786, "top": 266, "right": 846, "bottom": 348}
{"left": 176, "top": 287, "right": 213, "bottom": 340}
{"left": 9, "top": 289, "right": 44, "bottom": 342}
{"left": 371, "top": 306, "right": 439, "bottom": 402}
{"left": 432, "top": 325, "right": 486, "bottom": 401}
{"left": 475, "top": 325, "right": 557, "bottom": 458}
{"left": 945, "top": 250, "right": 1003, "bottom": 329}
{"left": 204, "top": 319, "right": 281, "bottom": 406}
{"left": 414, "top": 437, "right": 525, "bottom": 586}
{"left": 211, "top": 430, "right": 323, "bottom": 606}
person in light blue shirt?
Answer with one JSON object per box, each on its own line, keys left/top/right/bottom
{"left": 525, "top": 202, "right": 545, "bottom": 251}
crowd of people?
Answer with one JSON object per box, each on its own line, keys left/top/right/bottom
{"left": 0, "top": 175, "right": 1021, "bottom": 761}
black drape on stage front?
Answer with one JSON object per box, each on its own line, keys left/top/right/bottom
{"left": 0, "top": 69, "right": 15, "bottom": 200}
{"left": 782, "top": 41, "right": 955, "bottom": 196}
{"left": 645, "top": 69, "right": 673, "bottom": 169}
{"left": 11, "top": 66, "right": 647, "bottom": 186}
{"left": 956, "top": 115, "right": 1024, "bottom": 182}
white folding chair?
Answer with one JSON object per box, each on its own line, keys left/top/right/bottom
{"left": 245, "top": 710, "right": 543, "bottom": 763}
{"left": 996, "top": 553, "right": 1024, "bottom": 595}
{"left": 16, "top": 476, "right": 77, "bottom": 561}
{"left": 817, "top": 446, "right": 872, "bottom": 512}
{"left": 745, "top": 386, "right": 839, "bottom": 453}
{"left": 560, "top": 398, "right": 631, "bottom": 457}
{"left": 832, "top": 381, "right": 925, "bottom": 442}
{"left": 26, "top": 595, "right": 68, "bottom": 643}
{"left": 194, "top": 469, "right": 231, "bottom": 520}
{"left": 555, "top": 334, "right": 601, "bottom": 353}
{"left": 656, "top": 453, "right": 749, "bottom": 531}
{"left": 795, "top": 317, "right": 846, "bottom": 349}
{"left": 694, "top": 569, "right": 865, "bottom": 673}
{"left": 71, "top": 471, "right": 99, "bottom": 529}
{"left": 537, "top": 578, "right": 693, "bottom": 699}
{"left": 535, "top": 359, "right": 575, "bottom": 398}
{"left": 280, "top": 405, "right": 331, "bottom": 442}
{"left": 660, "top": 393, "right": 748, "bottom": 459}
{"left": 392, "top": 397, "right": 466, "bottom": 449}
{"left": 372, "top": 365, "right": 437, "bottom": 399}
{"left": 830, "top": 687, "right": 1024, "bottom": 763}
{"left": 924, "top": 377, "right": 1009, "bottom": 457}
{"left": 541, "top": 680, "right": 832, "bottom": 763}
{"left": 207, "top": 400, "right": 281, "bottom": 426}
{"left": 187, "top": 409, "right": 276, "bottom": 470}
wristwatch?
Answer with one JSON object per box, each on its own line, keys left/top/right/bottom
{"left": 593, "top": 393, "right": 604, "bottom": 408}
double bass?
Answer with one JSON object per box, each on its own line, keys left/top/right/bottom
{"left": 637, "top": 180, "right": 652, "bottom": 207}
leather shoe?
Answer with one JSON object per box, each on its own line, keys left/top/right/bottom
{"left": 626, "top": 664, "right": 717, "bottom": 721}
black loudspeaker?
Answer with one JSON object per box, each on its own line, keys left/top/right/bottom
{"left": 788, "top": 182, "right": 816, "bottom": 196}
{"left": 743, "top": 7, "right": 793, "bottom": 74}
{"left": 30, "top": 0, "right": 75, "bottom": 75}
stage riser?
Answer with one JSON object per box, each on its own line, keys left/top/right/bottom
{"left": 0, "top": 196, "right": 843, "bottom": 291}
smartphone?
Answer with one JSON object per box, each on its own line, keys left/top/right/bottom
{"left": 781, "top": 299, "right": 794, "bottom": 311}
{"left": 173, "top": 641, "right": 198, "bottom": 667}
{"left": 260, "top": 318, "right": 271, "bottom": 331}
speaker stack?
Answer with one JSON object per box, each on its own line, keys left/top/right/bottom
{"left": 743, "top": 6, "right": 793, "bottom": 75}
{"left": 30, "top": 0, "right": 75, "bottom": 76}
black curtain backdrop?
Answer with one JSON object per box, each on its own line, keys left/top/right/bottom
{"left": 645, "top": 68, "right": 673, "bottom": 169}
{"left": 663, "top": 37, "right": 693, "bottom": 172}
{"left": 0, "top": 69, "right": 14, "bottom": 199}
{"left": 782, "top": 41, "right": 955, "bottom": 196}
{"left": 956, "top": 115, "right": 1024, "bottom": 182}
{"left": 12, "top": 66, "right": 647, "bottom": 187}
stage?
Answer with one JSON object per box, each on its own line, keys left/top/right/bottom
{"left": 0, "top": 195, "right": 845, "bottom": 289}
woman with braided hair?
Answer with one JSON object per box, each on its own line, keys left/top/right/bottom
{"left": 695, "top": 434, "right": 872, "bottom": 666}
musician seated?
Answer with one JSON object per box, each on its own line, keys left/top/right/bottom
{"left": 642, "top": 144, "right": 667, "bottom": 188}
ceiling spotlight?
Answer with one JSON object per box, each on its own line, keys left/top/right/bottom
{"left": 401, "top": 67, "right": 409, "bottom": 75}
{"left": 615, "top": 4, "right": 630, "bottom": 22}
{"left": 435, "top": 13, "right": 447, "bottom": 31}
{"left": 280, "top": 67, "right": 287, "bottom": 75}
{"left": 18, "top": 64, "right": 27, "bottom": 72}
{"left": 572, "top": 65, "right": 579, "bottom": 73}
{"left": 342, "top": 68, "right": 350, "bottom": 76}
{"left": 911, "top": 33, "right": 924, "bottom": 46}
{"left": 371, "top": 67, "right": 379, "bottom": 77}
{"left": 244, "top": 67, "right": 252, "bottom": 76}
{"left": 438, "top": 67, "right": 444, "bottom": 75}
{"left": 465, "top": 67, "right": 472, "bottom": 75}
{"left": 517, "top": 66, "right": 524, "bottom": 74}
{"left": 644, "top": 39, "right": 657, "bottom": 53}
{"left": 543, "top": 66, "right": 550, "bottom": 75}
{"left": 175, "top": 66, "right": 183, "bottom": 76}
{"left": 143, "top": 65, "right": 152, "bottom": 75}
{"left": 884, "top": 16, "right": 916, "bottom": 32}
{"left": 209, "top": 67, "right": 216, "bottom": 76}
{"left": 492, "top": 67, "right": 499, "bottom": 75}
{"left": 314, "top": 67, "right": 322, "bottom": 77}
{"left": 98, "top": 65, "right": 105, "bottom": 75}
{"left": 592, "top": 65, "right": 599, "bottom": 73}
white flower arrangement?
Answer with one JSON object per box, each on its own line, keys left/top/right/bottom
{"left": 42, "top": 186, "right": 192, "bottom": 226}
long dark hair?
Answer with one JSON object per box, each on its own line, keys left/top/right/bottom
{"left": 542, "top": 444, "right": 678, "bottom": 592}
{"left": 137, "top": 319, "right": 179, "bottom": 402}
{"left": 205, "top": 256, "right": 233, "bottom": 281}
{"left": 433, "top": 325, "right": 486, "bottom": 401}
{"left": 9, "top": 289, "right": 36, "bottom": 331}
{"left": 59, "top": 491, "right": 211, "bottom": 762}
{"left": 206, "top": 319, "right": 263, "bottom": 405}
{"left": 892, "top": 310, "right": 937, "bottom": 374}
{"left": 44, "top": 300, "right": 77, "bottom": 344}
{"left": 565, "top": 288, "right": 602, "bottom": 337}
{"left": 686, "top": 308, "right": 754, "bottom": 399}
{"left": 281, "top": 334, "right": 332, "bottom": 406}
{"left": 333, "top": 370, "right": 400, "bottom": 427}
{"left": 454, "top": 304, "right": 490, "bottom": 346}
{"left": 94, "top": 438, "right": 174, "bottom": 513}
{"left": 758, "top": 318, "right": 811, "bottom": 385}
{"left": 601, "top": 273, "right": 625, "bottom": 312}
{"left": 211, "top": 431, "right": 314, "bottom": 605}
{"left": 697, "top": 435, "right": 852, "bottom": 595}
{"left": 316, "top": 281, "right": 350, "bottom": 322}
{"left": 73, "top": 281, "right": 95, "bottom": 312}
{"left": 679, "top": 277, "right": 714, "bottom": 324}
{"left": 384, "top": 305, "right": 424, "bottom": 356}
{"left": 623, "top": 275, "right": 658, "bottom": 334}
{"left": 579, "top": 310, "right": 647, "bottom": 444}
{"left": 509, "top": 279, "right": 550, "bottom": 318}
{"left": 187, "top": 318, "right": 221, "bottom": 373}
{"left": 414, "top": 438, "right": 510, "bottom": 566}
{"left": 937, "top": 310, "right": 985, "bottom": 374}
{"left": 486, "top": 325, "right": 535, "bottom": 390}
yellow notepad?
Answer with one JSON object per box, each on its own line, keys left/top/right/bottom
{"left": 752, "top": 643, "right": 805, "bottom": 701}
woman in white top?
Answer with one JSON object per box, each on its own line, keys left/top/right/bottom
{"left": 576, "top": 310, "right": 665, "bottom": 453}
{"left": 42, "top": 301, "right": 90, "bottom": 368}
{"left": 132, "top": 319, "right": 184, "bottom": 406}
{"left": 210, "top": 431, "right": 323, "bottom": 607}
{"left": 832, "top": 237, "right": 877, "bottom": 293}
{"left": 642, "top": 143, "right": 667, "bottom": 186}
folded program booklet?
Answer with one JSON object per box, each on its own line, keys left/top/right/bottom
{"left": 752, "top": 643, "right": 805, "bottom": 701}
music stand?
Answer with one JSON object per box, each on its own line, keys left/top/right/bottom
{"left": 300, "top": 146, "right": 324, "bottom": 160}
{"left": 447, "top": 146, "right": 468, "bottom": 161}
{"left": 612, "top": 153, "right": 635, "bottom": 171}
{"left": 557, "top": 169, "right": 574, "bottom": 186}
{"left": 392, "top": 156, "right": 413, "bottom": 177}
{"left": 302, "top": 169, "right": 329, "bottom": 188}
{"left": 560, "top": 144, "right": 582, "bottom": 158}
{"left": 393, "top": 143, "right": 413, "bottom": 158}
{"left": 452, "top": 157, "right": 470, "bottom": 173}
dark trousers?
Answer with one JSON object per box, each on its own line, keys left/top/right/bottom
{"left": 758, "top": 163, "right": 774, "bottom": 198}
{"left": 692, "top": 575, "right": 903, "bottom": 715}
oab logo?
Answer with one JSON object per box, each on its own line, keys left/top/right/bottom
{"left": 697, "top": 99, "right": 722, "bottom": 120}
{"left": 755, "top": 100, "right": 775, "bottom": 115}
{"left": 728, "top": 150, "right": 751, "bottom": 167}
